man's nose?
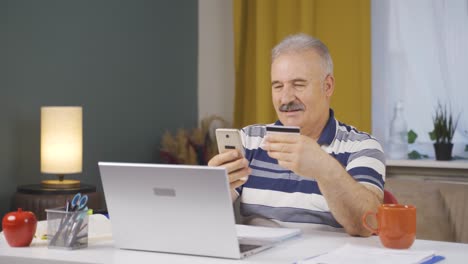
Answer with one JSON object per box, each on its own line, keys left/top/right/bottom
{"left": 280, "top": 86, "right": 295, "bottom": 104}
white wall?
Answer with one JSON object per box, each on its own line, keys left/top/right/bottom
{"left": 198, "top": 0, "right": 235, "bottom": 125}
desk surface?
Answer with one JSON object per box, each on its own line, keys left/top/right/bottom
{"left": 1, "top": 230, "right": 467, "bottom": 264}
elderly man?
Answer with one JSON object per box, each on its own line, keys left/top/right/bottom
{"left": 208, "top": 33, "right": 385, "bottom": 236}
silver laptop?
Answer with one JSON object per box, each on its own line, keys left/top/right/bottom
{"left": 98, "top": 162, "right": 298, "bottom": 259}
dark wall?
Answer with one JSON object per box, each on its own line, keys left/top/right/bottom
{"left": 0, "top": 0, "right": 198, "bottom": 219}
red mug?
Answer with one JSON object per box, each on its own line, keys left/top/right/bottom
{"left": 362, "top": 204, "right": 416, "bottom": 249}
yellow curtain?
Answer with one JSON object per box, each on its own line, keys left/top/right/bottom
{"left": 233, "top": 0, "right": 371, "bottom": 133}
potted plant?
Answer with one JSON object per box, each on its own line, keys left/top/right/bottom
{"left": 429, "top": 102, "right": 460, "bottom": 160}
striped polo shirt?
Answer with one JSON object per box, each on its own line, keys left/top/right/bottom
{"left": 238, "top": 109, "right": 385, "bottom": 229}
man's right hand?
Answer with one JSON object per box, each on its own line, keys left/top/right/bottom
{"left": 207, "top": 149, "right": 251, "bottom": 190}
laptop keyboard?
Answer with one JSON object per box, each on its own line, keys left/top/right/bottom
{"left": 239, "top": 244, "right": 262, "bottom": 253}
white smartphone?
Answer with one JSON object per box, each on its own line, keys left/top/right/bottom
{"left": 265, "top": 125, "right": 300, "bottom": 135}
{"left": 215, "top": 128, "right": 245, "bottom": 157}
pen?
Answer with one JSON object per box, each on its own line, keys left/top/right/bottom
{"left": 58, "top": 200, "right": 70, "bottom": 228}
{"left": 78, "top": 223, "right": 88, "bottom": 234}
{"left": 51, "top": 206, "right": 71, "bottom": 246}
{"left": 66, "top": 218, "right": 83, "bottom": 247}
{"left": 51, "top": 209, "right": 77, "bottom": 247}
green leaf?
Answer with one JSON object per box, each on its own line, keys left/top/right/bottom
{"left": 429, "top": 102, "right": 460, "bottom": 143}
{"left": 407, "top": 130, "right": 417, "bottom": 144}
{"left": 408, "top": 151, "right": 421, "bottom": 159}
{"left": 408, "top": 150, "right": 428, "bottom": 160}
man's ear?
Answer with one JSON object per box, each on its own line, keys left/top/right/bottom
{"left": 324, "top": 74, "right": 335, "bottom": 98}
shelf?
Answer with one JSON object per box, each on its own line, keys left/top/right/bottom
{"left": 386, "top": 159, "right": 468, "bottom": 180}
{"left": 386, "top": 159, "right": 468, "bottom": 170}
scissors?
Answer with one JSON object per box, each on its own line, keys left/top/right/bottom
{"left": 70, "top": 192, "right": 88, "bottom": 211}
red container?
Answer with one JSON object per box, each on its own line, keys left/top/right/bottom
{"left": 2, "top": 208, "right": 37, "bottom": 247}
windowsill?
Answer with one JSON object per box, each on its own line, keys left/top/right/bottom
{"left": 386, "top": 159, "right": 468, "bottom": 170}
{"left": 386, "top": 159, "right": 468, "bottom": 180}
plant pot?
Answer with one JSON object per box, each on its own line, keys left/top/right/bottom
{"left": 433, "top": 143, "right": 453, "bottom": 161}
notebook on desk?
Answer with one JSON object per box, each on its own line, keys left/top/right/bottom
{"left": 98, "top": 162, "right": 300, "bottom": 259}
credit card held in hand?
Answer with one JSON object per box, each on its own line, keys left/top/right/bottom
{"left": 265, "top": 125, "right": 300, "bottom": 135}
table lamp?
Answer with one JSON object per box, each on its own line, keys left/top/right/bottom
{"left": 41, "top": 106, "right": 82, "bottom": 189}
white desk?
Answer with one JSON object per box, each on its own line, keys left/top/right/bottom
{"left": 1, "top": 230, "right": 467, "bottom": 264}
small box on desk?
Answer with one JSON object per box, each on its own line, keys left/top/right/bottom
{"left": 45, "top": 208, "right": 89, "bottom": 250}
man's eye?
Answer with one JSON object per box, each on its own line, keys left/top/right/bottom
{"left": 272, "top": 85, "right": 283, "bottom": 90}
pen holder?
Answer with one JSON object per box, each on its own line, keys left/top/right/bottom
{"left": 45, "top": 208, "right": 89, "bottom": 250}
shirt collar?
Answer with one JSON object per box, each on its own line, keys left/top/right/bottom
{"left": 274, "top": 108, "right": 336, "bottom": 146}
{"left": 317, "top": 109, "right": 336, "bottom": 145}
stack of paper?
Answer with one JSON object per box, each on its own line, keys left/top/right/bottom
{"left": 236, "top": 224, "right": 301, "bottom": 244}
{"left": 296, "top": 244, "right": 444, "bottom": 264}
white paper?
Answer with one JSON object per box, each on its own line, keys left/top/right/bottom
{"left": 297, "top": 244, "right": 435, "bottom": 264}
{"left": 236, "top": 224, "right": 301, "bottom": 243}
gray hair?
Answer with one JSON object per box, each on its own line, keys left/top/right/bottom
{"left": 271, "top": 33, "right": 334, "bottom": 75}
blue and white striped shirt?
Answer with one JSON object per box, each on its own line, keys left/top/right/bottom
{"left": 238, "top": 109, "right": 385, "bottom": 229}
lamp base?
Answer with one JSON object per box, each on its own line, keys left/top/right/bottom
{"left": 41, "top": 179, "right": 80, "bottom": 189}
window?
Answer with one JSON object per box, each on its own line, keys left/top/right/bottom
{"left": 372, "top": 0, "right": 468, "bottom": 158}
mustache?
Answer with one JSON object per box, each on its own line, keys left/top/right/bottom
{"left": 279, "top": 102, "right": 305, "bottom": 112}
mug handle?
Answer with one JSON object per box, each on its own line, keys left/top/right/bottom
{"left": 362, "top": 211, "right": 379, "bottom": 234}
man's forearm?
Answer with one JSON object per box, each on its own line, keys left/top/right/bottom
{"left": 316, "top": 157, "right": 382, "bottom": 236}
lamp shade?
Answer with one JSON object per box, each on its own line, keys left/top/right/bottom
{"left": 41, "top": 106, "right": 82, "bottom": 174}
